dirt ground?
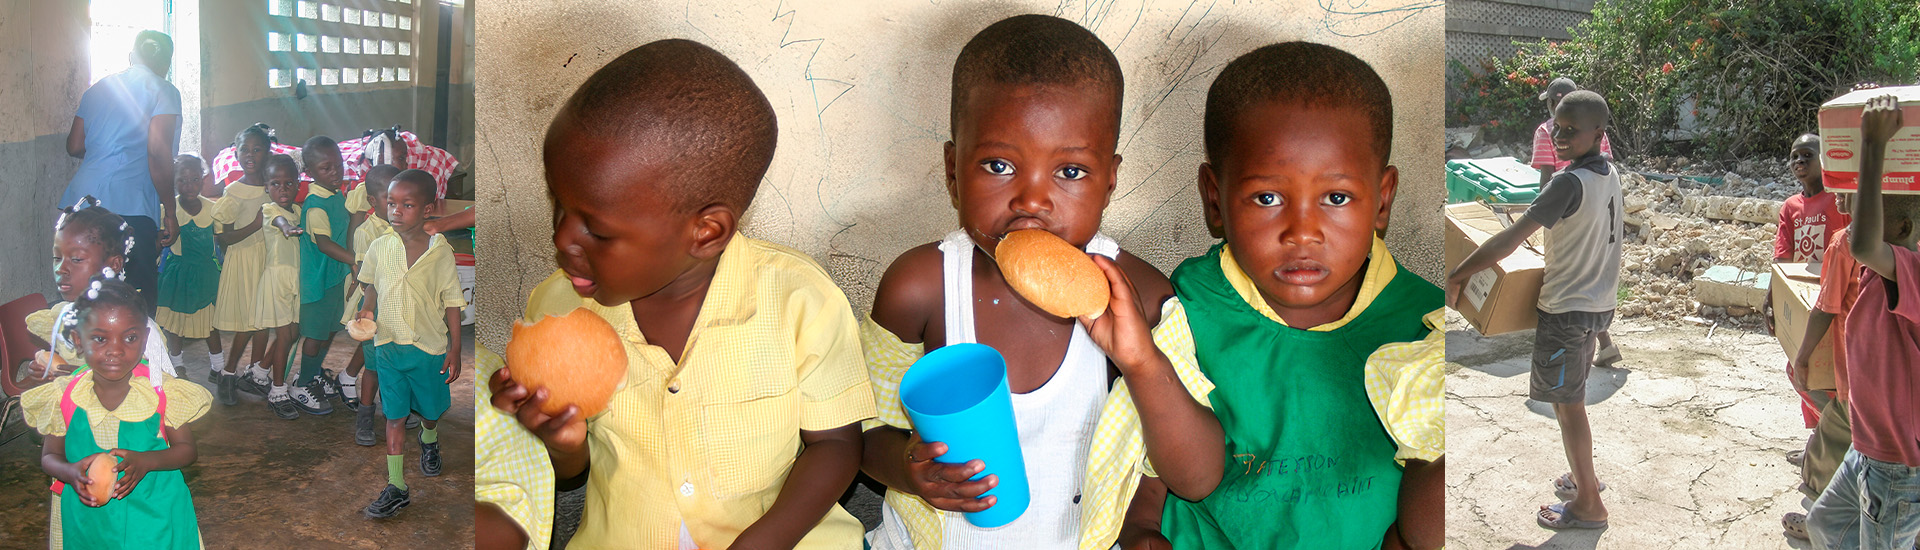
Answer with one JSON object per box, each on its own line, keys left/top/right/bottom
{"left": 0, "top": 329, "right": 475, "bottom": 549}
{"left": 1446, "top": 311, "right": 1817, "bottom": 550}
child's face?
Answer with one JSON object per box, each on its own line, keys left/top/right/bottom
{"left": 543, "top": 120, "right": 710, "bottom": 306}
{"left": 1790, "top": 144, "right": 1822, "bottom": 190}
{"left": 238, "top": 136, "right": 269, "bottom": 181}
{"left": 78, "top": 303, "right": 144, "bottom": 383}
{"left": 946, "top": 83, "right": 1120, "bottom": 252}
{"left": 385, "top": 181, "right": 435, "bottom": 234}
{"left": 1549, "top": 104, "right": 1604, "bottom": 161}
{"left": 52, "top": 231, "right": 122, "bottom": 302}
{"left": 175, "top": 163, "right": 205, "bottom": 197}
{"left": 365, "top": 181, "right": 392, "bottom": 221}
{"left": 1201, "top": 101, "right": 1396, "bottom": 325}
{"left": 306, "top": 147, "right": 344, "bottom": 188}
{"left": 267, "top": 165, "right": 300, "bottom": 207}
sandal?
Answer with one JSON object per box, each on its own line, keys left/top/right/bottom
{"left": 1787, "top": 449, "right": 1806, "bottom": 468}
{"left": 1595, "top": 344, "right": 1623, "bottom": 367}
{"left": 1783, "top": 512, "right": 1809, "bottom": 540}
{"left": 1538, "top": 501, "right": 1609, "bottom": 530}
{"left": 1553, "top": 472, "right": 1609, "bottom": 501}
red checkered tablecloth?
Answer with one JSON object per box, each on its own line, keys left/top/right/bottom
{"left": 207, "top": 130, "right": 458, "bottom": 198}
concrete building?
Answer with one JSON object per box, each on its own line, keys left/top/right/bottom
{"left": 1446, "top": 0, "right": 1596, "bottom": 101}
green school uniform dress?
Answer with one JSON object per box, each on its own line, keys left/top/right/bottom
{"left": 299, "top": 185, "right": 353, "bottom": 339}
{"left": 1162, "top": 243, "right": 1439, "bottom": 549}
{"left": 155, "top": 202, "right": 220, "bottom": 339}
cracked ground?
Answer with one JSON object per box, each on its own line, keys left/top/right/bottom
{"left": 1446, "top": 313, "right": 1814, "bottom": 549}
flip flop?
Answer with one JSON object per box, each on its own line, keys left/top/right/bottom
{"left": 1787, "top": 449, "right": 1806, "bottom": 468}
{"left": 1782, "top": 512, "right": 1810, "bottom": 540}
{"left": 1553, "top": 472, "right": 1609, "bottom": 501}
{"left": 1538, "top": 501, "right": 1609, "bottom": 530}
{"left": 1595, "top": 344, "right": 1623, "bottom": 367}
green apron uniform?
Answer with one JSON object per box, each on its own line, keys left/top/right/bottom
{"left": 1162, "top": 243, "right": 1438, "bottom": 550}
{"left": 59, "top": 372, "right": 199, "bottom": 549}
{"left": 155, "top": 215, "right": 219, "bottom": 315}
{"left": 299, "top": 187, "right": 353, "bottom": 339}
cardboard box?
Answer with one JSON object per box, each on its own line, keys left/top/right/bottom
{"left": 1771, "top": 263, "right": 1836, "bottom": 391}
{"left": 1818, "top": 86, "right": 1920, "bottom": 193}
{"left": 1446, "top": 202, "right": 1546, "bottom": 336}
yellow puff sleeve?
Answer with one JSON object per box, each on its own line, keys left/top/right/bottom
{"left": 859, "top": 316, "right": 922, "bottom": 432}
{"left": 20, "top": 376, "right": 73, "bottom": 436}
{"left": 1364, "top": 307, "right": 1447, "bottom": 464}
{"left": 159, "top": 375, "right": 213, "bottom": 428}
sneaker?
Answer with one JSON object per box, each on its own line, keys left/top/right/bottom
{"left": 405, "top": 415, "right": 420, "bottom": 430}
{"left": 355, "top": 404, "right": 378, "bottom": 446}
{"left": 216, "top": 372, "right": 237, "bottom": 406}
{"left": 266, "top": 388, "right": 299, "bottom": 420}
{"left": 314, "top": 370, "right": 343, "bottom": 402}
{"left": 363, "top": 484, "right": 410, "bottom": 518}
{"left": 419, "top": 435, "right": 441, "bottom": 477}
{"left": 340, "top": 372, "right": 360, "bottom": 410}
{"left": 237, "top": 366, "right": 271, "bottom": 397}
{"left": 168, "top": 354, "right": 184, "bottom": 377}
{"left": 291, "top": 385, "right": 334, "bottom": 416}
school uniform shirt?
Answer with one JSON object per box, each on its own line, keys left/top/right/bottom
{"left": 1531, "top": 118, "right": 1614, "bottom": 172}
{"left": 342, "top": 215, "right": 395, "bottom": 325}
{"left": 21, "top": 370, "right": 211, "bottom": 449}
{"left": 1364, "top": 307, "right": 1447, "bottom": 464}
{"left": 1776, "top": 192, "right": 1849, "bottom": 263}
{"left": 475, "top": 344, "right": 554, "bottom": 550}
{"left": 357, "top": 233, "right": 465, "bottom": 355}
{"left": 511, "top": 234, "right": 876, "bottom": 549}
{"left": 25, "top": 304, "right": 178, "bottom": 377}
{"left": 1816, "top": 228, "right": 1862, "bottom": 401}
{"left": 1841, "top": 244, "right": 1920, "bottom": 467}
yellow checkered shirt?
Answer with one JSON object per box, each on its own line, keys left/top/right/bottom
{"left": 356, "top": 233, "right": 465, "bottom": 355}
{"left": 474, "top": 344, "right": 554, "bottom": 550}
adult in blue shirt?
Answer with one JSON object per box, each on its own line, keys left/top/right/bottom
{"left": 64, "top": 30, "right": 181, "bottom": 313}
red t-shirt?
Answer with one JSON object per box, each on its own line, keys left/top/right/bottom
{"left": 1844, "top": 244, "right": 1920, "bottom": 466}
{"left": 1816, "top": 227, "right": 1861, "bottom": 399}
{"left": 1776, "top": 192, "right": 1849, "bottom": 262}
{"left": 1531, "top": 119, "right": 1614, "bottom": 171}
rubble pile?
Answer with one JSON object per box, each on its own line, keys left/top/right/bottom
{"left": 1613, "top": 156, "right": 1802, "bottom": 325}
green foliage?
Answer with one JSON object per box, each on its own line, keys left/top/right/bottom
{"left": 1448, "top": 0, "right": 1920, "bottom": 161}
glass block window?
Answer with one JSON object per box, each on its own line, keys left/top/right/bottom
{"left": 363, "top": 38, "right": 378, "bottom": 53}
{"left": 343, "top": 7, "right": 360, "bottom": 25}
{"left": 269, "top": 68, "right": 292, "bottom": 88}
{"left": 267, "top": 32, "right": 292, "bottom": 52}
{"left": 321, "top": 68, "right": 340, "bottom": 85}
{"left": 397, "top": 67, "right": 410, "bottom": 81}
{"left": 397, "top": 42, "right": 410, "bottom": 56}
{"left": 343, "top": 37, "right": 361, "bottom": 54}
{"left": 296, "top": 33, "right": 317, "bottom": 53}
{"left": 380, "top": 67, "right": 395, "bottom": 81}
{"left": 321, "top": 3, "right": 340, "bottom": 21}
{"left": 296, "top": 67, "right": 316, "bottom": 86}
{"left": 267, "top": 0, "right": 294, "bottom": 16}
{"left": 363, "top": 67, "right": 379, "bottom": 82}
{"left": 297, "top": 1, "right": 318, "bottom": 19}
{"left": 399, "top": 16, "right": 411, "bottom": 30}
{"left": 321, "top": 35, "right": 340, "bottom": 53}
{"left": 343, "top": 67, "right": 360, "bottom": 84}
{"left": 381, "top": 40, "right": 396, "bottom": 56}
{"left": 382, "top": 12, "right": 397, "bottom": 28}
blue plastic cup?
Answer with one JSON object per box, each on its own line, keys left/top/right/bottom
{"left": 900, "top": 343, "right": 1030, "bottom": 528}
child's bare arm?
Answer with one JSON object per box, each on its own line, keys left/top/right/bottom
{"left": 1387, "top": 456, "right": 1444, "bottom": 550}
{"left": 216, "top": 211, "right": 264, "bottom": 245}
{"left": 313, "top": 232, "right": 354, "bottom": 264}
{"left": 475, "top": 502, "right": 530, "bottom": 550}
{"left": 359, "top": 282, "right": 379, "bottom": 320}
{"left": 1445, "top": 217, "right": 1545, "bottom": 308}
{"left": 734, "top": 423, "right": 864, "bottom": 549}
{"left": 1083, "top": 256, "right": 1225, "bottom": 500}
{"left": 111, "top": 423, "right": 196, "bottom": 499}
{"left": 861, "top": 425, "right": 997, "bottom": 513}
{"left": 41, "top": 434, "right": 107, "bottom": 507}
{"left": 1789, "top": 310, "right": 1837, "bottom": 394}
{"left": 443, "top": 306, "right": 462, "bottom": 384}
{"left": 1117, "top": 475, "right": 1172, "bottom": 550}
{"left": 1852, "top": 95, "right": 1905, "bottom": 278}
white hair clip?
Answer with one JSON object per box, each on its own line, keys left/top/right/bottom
{"left": 85, "top": 279, "right": 103, "bottom": 300}
{"left": 101, "top": 266, "right": 119, "bottom": 280}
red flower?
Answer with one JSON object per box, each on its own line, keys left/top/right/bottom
{"left": 1662, "top": 62, "right": 1674, "bottom": 73}
{"left": 1507, "top": 71, "right": 1520, "bottom": 81}
{"left": 1478, "top": 90, "right": 1488, "bottom": 97}
{"left": 1489, "top": 119, "right": 1501, "bottom": 127}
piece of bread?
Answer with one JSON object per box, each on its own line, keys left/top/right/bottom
{"left": 995, "top": 229, "right": 1110, "bottom": 319}
{"left": 505, "top": 308, "right": 627, "bottom": 418}
{"left": 346, "top": 318, "right": 377, "bottom": 341}
{"left": 85, "top": 452, "right": 116, "bottom": 506}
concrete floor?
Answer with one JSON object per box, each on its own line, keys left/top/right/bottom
{"left": 0, "top": 328, "right": 475, "bottom": 549}
{"left": 1447, "top": 314, "right": 1812, "bottom": 549}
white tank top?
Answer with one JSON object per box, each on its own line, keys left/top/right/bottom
{"left": 871, "top": 230, "right": 1117, "bottom": 549}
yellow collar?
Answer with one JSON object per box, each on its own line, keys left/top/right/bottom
{"left": 1220, "top": 236, "right": 1396, "bottom": 331}
{"left": 309, "top": 185, "right": 337, "bottom": 199}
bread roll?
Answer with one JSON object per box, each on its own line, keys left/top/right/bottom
{"left": 995, "top": 229, "right": 1110, "bottom": 319}
{"left": 505, "top": 308, "right": 627, "bottom": 418}
{"left": 346, "top": 318, "right": 377, "bottom": 341}
{"left": 85, "top": 452, "right": 116, "bottom": 506}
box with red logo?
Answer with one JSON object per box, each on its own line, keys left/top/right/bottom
{"left": 1818, "top": 86, "right": 1920, "bottom": 193}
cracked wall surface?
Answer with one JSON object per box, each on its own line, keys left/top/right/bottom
{"left": 0, "top": 0, "right": 88, "bottom": 305}
{"left": 472, "top": 0, "right": 1446, "bottom": 350}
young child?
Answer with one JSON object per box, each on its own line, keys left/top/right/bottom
{"left": 484, "top": 39, "right": 874, "bottom": 548}
{"left": 1778, "top": 134, "right": 1850, "bottom": 264}
{"left": 25, "top": 277, "right": 209, "bottom": 550}
{"left": 1112, "top": 42, "right": 1443, "bottom": 549}
{"left": 354, "top": 169, "right": 464, "bottom": 518}
{"left": 344, "top": 164, "right": 399, "bottom": 446}
{"left": 30, "top": 199, "right": 178, "bottom": 379}
{"left": 292, "top": 136, "right": 356, "bottom": 416}
{"left": 256, "top": 154, "right": 308, "bottom": 419}
{"left": 1531, "top": 77, "right": 1622, "bottom": 367}
{"left": 859, "top": 16, "right": 1220, "bottom": 550}
{"left": 1775, "top": 132, "right": 1853, "bottom": 539}
{"left": 211, "top": 124, "right": 277, "bottom": 406}
{"left": 1449, "top": 90, "right": 1622, "bottom": 530}
{"left": 1806, "top": 95, "right": 1920, "bottom": 549}
{"left": 155, "top": 154, "right": 224, "bottom": 380}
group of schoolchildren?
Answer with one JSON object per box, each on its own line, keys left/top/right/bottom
{"left": 1450, "top": 72, "right": 1920, "bottom": 548}
{"left": 476, "top": 15, "right": 1446, "bottom": 550}
{"left": 23, "top": 125, "right": 467, "bottom": 547}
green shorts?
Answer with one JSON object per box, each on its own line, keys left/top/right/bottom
{"left": 373, "top": 343, "right": 451, "bottom": 421}
{"left": 299, "top": 282, "right": 345, "bottom": 340}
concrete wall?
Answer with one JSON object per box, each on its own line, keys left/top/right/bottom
{"left": 472, "top": 0, "right": 1448, "bottom": 350}
{"left": 0, "top": 0, "right": 89, "bottom": 306}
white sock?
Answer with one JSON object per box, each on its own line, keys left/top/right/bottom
{"left": 209, "top": 351, "right": 227, "bottom": 374}
{"left": 169, "top": 353, "right": 184, "bottom": 368}
{"left": 340, "top": 371, "right": 358, "bottom": 400}
{"left": 249, "top": 362, "right": 269, "bottom": 380}
{"left": 269, "top": 383, "right": 288, "bottom": 397}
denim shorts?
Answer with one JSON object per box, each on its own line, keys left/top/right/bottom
{"left": 1808, "top": 449, "right": 1920, "bottom": 550}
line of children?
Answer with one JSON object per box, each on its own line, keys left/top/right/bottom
{"left": 1774, "top": 131, "right": 1853, "bottom": 540}
{"left": 480, "top": 21, "right": 1443, "bottom": 550}
{"left": 155, "top": 154, "right": 223, "bottom": 374}
{"left": 211, "top": 124, "right": 277, "bottom": 404}
{"left": 255, "top": 154, "right": 309, "bottom": 419}
{"left": 292, "top": 136, "right": 354, "bottom": 416}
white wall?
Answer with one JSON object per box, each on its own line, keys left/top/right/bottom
{"left": 473, "top": 0, "right": 1447, "bottom": 350}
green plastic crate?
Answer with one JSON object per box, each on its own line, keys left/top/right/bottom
{"left": 1447, "top": 157, "right": 1542, "bottom": 204}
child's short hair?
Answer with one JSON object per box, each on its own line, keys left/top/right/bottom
{"left": 60, "top": 277, "right": 144, "bottom": 343}
{"left": 174, "top": 153, "right": 204, "bottom": 174}
{"left": 1204, "top": 42, "right": 1393, "bottom": 168}
{"left": 1792, "top": 133, "right": 1822, "bottom": 153}
{"left": 391, "top": 169, "right": 437, "bottom": 200}
{"left": 949, "top": 14, "right": 1123, "bottom": 137}
{"left": 233, "top": 122, "right": 275, "bottom": 151}
{"left": 554, "top": 39, "right": 775, "bottom": 214}
{"left": 265, "top": 153, "right": 300, "bottom": 177}
{"left": 56, "top": 196, "right": 132, "bottom": 260}
{"left": 302, "top": 135, "right": 340, "bottom": 168}
{"left": 1887, "top": 195, "right": 1920, "bottom": 237}
{"left": 366, "top": 164, "right": 402, "bottom": 184}
{"left": 1556, "top": 90, "right": 1611, "bottom": 127}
